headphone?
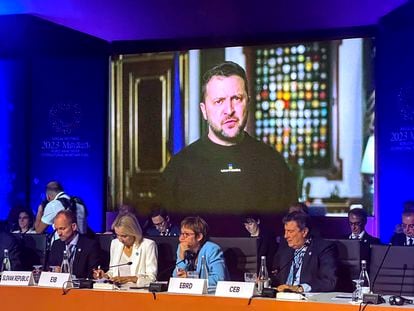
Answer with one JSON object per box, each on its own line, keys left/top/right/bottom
{"left": 389, "top": 296, "right": 413, "bottom": 306}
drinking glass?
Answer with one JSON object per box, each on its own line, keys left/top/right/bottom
{"left": 352, "top": 279, "right": 364, "bottom": 302}
{"left": 32, "top": 265, "right": 43, "bottom": 284}
{"left": 187, "top": 271, "right": 199, "bottom": 279}
{"left": 49, "top": 265, "right": 59, "bottom": 272}
{"left": 244, "top": 272, "right": 257, "bottom": 283}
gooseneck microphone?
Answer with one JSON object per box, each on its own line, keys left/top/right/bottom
{"left": 370, "top": 243, "right": 392, "bottom": 292}
{"left": 109, "top": 261, "right": 132, "bottom": 269}
{"left": 362, "top": 243, "right": 392, "bottom": 304}
{"left": 389, "top": 264, "right": 413, "bottom": 306}
{"left": 184, "top": 250, "right": 197, "bottom": 271}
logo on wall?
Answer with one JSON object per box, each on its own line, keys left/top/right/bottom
{"left": 49, "top": 100, "right": 82, "bottom": 135}
{"left": 398, "top": 84, "right": 414, "bottom": 123}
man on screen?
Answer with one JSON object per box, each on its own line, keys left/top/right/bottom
{"left": 159, "top": 61, "right": 296, "bottom": 214}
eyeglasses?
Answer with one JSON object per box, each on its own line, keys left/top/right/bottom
{"left": 402, "top": 223, "right": 414, "bottom": 230}
{"left": 180, "top": 232, "right": 195, "bottom": 238}
{"left": 349, "top": 222, "right": 363, "bottom": 227}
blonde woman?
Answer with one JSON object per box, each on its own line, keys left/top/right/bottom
{"left": 94, "top": 213, "right": 158, "bottom": 286}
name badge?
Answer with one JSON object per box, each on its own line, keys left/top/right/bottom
{"left": 168, "top": 277, "right": 207, "bottom": 294}
{"left": 215, "top": 281, "right": 255, "bottom": 298}
{"left": 0, "top": 271, "right": 34, "bottom": 286}
{"left": 38, "top": 272, "right": 72, "bottom": 288}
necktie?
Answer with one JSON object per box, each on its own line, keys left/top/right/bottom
{"left": 409, "top": 238, "right": 413, "bottom": 246}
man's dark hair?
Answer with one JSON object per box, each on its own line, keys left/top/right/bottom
{"left": 283, "top": 211, "right": 311, "bottom": 232}
{"left": 242, "top": 214, "right": 260, "bottom": 224}
{"left": 150, "top": 206, "right": 169, "bottom": 219}
{"left": 348, "top": 208, "right": 368, "bottom": 224}
{"left": 201, "top": 61, "right": 249, "bottom": 101}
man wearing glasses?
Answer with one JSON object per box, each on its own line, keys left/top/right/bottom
{"left": 146, "top": 207, "right": 180, "bottom": 237}
{"left": 391, "top": 210, "right": 414, "bottom": 246}
{"left": 345, "top": 207, "right": 380, "bottom": 244}
{"left": 172, "top": 216, "right": 229, "bottom": 286}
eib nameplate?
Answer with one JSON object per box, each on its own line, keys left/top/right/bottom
{"left": 168, "top": 277, "right": 207, "bottom": 294}
{"left": 38, "top": 272, "right": 72, "bottom": 288}
{"left": 215, "top": 281, "right": 255, "bottom": 298}
{"left": 0, "top": 271, "right": 34, "bottom": 286}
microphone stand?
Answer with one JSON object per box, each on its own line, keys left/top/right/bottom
{"left": 43, "top": 229, "right": 56, "bottom": 271}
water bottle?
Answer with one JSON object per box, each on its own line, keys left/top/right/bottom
{"left": 359, "top": 260, "right": 371, "bottom": 295}
{"left": 1, "top": 249, "right": 11, "bottom": 272}
{"left": 257, "top": 255, "right": 270, "bottom": 294}
{"left": 61, "top": 250, "right": 71, "bottom": 275}
{"left": 200, "top": 255, "right": 209, "bottom": 288}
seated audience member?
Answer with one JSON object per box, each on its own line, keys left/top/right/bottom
{"left": 173, "top": 216, "right": 229, "bottom": 287}
{"left": 12, "top": 209, "right": 36, "bottom": 234}
{"left": 94, "top": 213, "right": 157, "bottom": 286}
{"left": 391, "top": 210, "right": 414, "bottom": 246}
{"left": 345, "top": 207, "right": 380, "bottom": 244}
{"left": 288, "top": 202, "right": 309, "bottom": 214}
{"left": 242, "top": 215, "right": 277, "bottom": 273}
{"left": 0, "top": 229, "right": 22, "bottom": 270}
{"left": 146, "top": 207, "right": 180, "bottom": 237}
{"left": 394, "top": 201, "right": 414, "bottom": 234}
{"left": 271, "top": 211, "right": 337, "bottom": 293}
{"left": 48, "top": 210, "right": 101, "bottom": 279}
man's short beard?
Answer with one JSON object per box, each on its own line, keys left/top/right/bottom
{"left": 209, "top": 121, "right": 246, "bottom": 144}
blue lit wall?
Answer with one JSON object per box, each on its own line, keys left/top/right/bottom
{"left": 0, "top": 61, "right": 14, "bottom": 219}
{"left": 29, "top": 56, "right": 108, "bottom": 232}
{"left": 0, "top": 15, "right": 109, "bottom": 231}
{"left": 377, "top": 1, "right": 414, "bottom": 242}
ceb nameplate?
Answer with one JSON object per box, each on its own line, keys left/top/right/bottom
{"left": 215, "top": 281, "right": 255, "bottom": 298}
{"left": 0, "top": 271, "right": 34, "bottom": 286}
{"left": 38, "top": 272, "right": 72, "bottom": 288}
{"left": 168, "top": 277, "right": 207, "bottom": 295}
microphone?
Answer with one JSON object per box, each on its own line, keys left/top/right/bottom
{"left": 362, "top": 243, "right": 392, "bottom": 304}
{"left": 43, "top": 228, "right": 57, "bottom": 270}
{"left": 184, "top": 250, "right": 196, "bottom": 271}
{"left": 109, "top": 261, "right": 132, "bottom": 269}
{"left": 389, "top": 264, "right": 413, "bottom": 306}
{"left": 370, "top": 243, "right": 392, "bottom": 292}
{"left": 399, "top": 263, "right": 407, "bottom": 296}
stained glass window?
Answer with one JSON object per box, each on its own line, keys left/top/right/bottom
{"left": 253, "top": 42, "right": 331, "bottom": 169}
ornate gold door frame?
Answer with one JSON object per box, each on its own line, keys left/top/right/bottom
{"left": 109, "top": 52, "right": 188, "bottom": 214}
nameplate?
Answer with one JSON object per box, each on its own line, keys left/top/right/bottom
{"left": 215, "top": 281, "right": 255, "bottom": 298}
{"left": 0, "top": 271, "right": 34, "bottom": 286}
{"left": 38, "top": 272, "right": 72, "bottom": 288}
{"left": 168, "top": 277, "right": 207, "bottom": 294}
{"left": 276, "top": 292, "right": 306, "bottom": 300}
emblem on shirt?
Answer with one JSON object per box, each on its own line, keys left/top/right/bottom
{"left": 220, "top": 163, "right": 241, "bottom": 173}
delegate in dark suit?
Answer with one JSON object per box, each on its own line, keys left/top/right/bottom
{"left": 49, "top": 235, "right": 101, "bottom": 279}
{"left": 0, "top": 231, "right": 22, "bottom": 270}
{"left": 390, "top": 232, "right": 414, "bottom": 246}
{"left": 271, "top": 237, "right": 337, "bottom": 292}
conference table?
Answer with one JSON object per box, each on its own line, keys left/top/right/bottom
{"left": 1, "top": 286, "right": 413, "bottom": 311}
